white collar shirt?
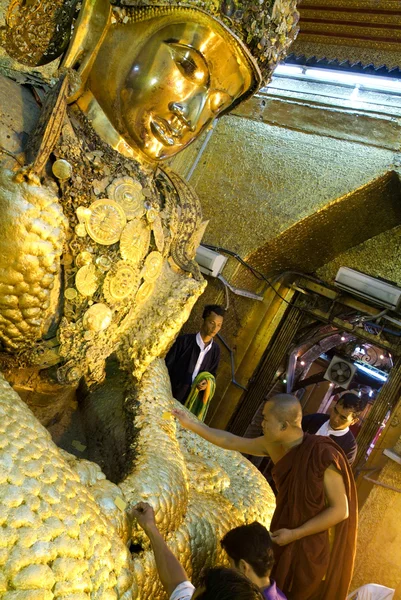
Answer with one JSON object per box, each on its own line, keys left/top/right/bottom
{"left": 316, "top": 420, "right": 350, "bottom": 437}
{"left": 192, "top": 332, "right": 213, "bottom": 382}
{"left": 170, "top": 581, "right": 195, "bottom": 600}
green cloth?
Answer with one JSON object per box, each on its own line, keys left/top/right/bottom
{"left": 185, "top": 371, "right": 216, "bottom": 421}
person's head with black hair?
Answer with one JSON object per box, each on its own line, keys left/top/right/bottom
{"left": 202, "top": 304, "right": 225, "bottom": 319}
{"left": 329, "top": 392, "right": 366, "bottom": 431}
{"left": 193, "top": 567, "right": 264, "bottom": 600}
{"left": 220, "top": 523, "right": 275, "bottom": 591}
{"left": 200, "top": 305, "right": 225, "bottom": 342}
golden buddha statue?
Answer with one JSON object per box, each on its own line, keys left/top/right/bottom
{"left": 0, "top": 0, "right": 299, "bottom": 597}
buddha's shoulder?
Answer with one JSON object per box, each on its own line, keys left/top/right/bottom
{"left": 0, "top": 74, "right": 41, "bottom": 156}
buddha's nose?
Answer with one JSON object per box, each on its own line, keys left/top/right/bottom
{"left": 169, "top": 93, "right": 207, "bottom": 132}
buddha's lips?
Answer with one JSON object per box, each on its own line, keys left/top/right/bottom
{"left": 150, "top": 116, "right": 187, "bottom": 146}
{"left": 150, "top": 116, "right": 176, "bottom": 146}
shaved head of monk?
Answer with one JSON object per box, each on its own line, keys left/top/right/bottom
{"left": 262, "top": 394, "right": 303, "bottom": 442}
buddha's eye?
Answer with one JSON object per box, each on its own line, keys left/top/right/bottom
{"left": 209, "top": 90, "right": 233, "bottom": 114}
{"left": 166, "top": 43, "right": 209, "bottom": 86}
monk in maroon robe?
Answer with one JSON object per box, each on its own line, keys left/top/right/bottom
{"left": 271, "top": 433, "right": 357, "bottom": 599}
{"left": 173, "top": 394, "right": 358, "bottom": 600}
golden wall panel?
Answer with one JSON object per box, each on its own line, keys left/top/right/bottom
{"left": 317, "top": 225, "right": 401, "bottom": 286}
{"left": 189, "top": 116, "right": 395, "bottom": 262}
{"left": 248, "top": 170, "right": 401, "bottom": 277}
{"left": 352, "top": 457, "right": 401, "bottom": 590}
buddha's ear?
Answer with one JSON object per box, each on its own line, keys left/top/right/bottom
{"left": 62, "top": 0, "right": 112, "bottom": 102}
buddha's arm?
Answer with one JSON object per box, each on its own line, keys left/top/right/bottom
{"left": 173, "top": 408, "right": 269, "bottom": 456}
{"left": 271, "top": 465, "right": 349, "bottom": 546}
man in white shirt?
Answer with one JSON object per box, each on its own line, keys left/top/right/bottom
{"left": 129, "top": 502, "right": 264, "bottom": 600}
{"left": 302, "top": 393, "right": 365, "bottom": 465}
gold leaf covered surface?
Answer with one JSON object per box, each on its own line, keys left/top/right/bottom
{"left": 122, "top": 359, "right": 275, "bottom": 597}
{"left": 0, "top": 373, "right": 133, "bottom": 599}
{"left": 0, "top": 169, "right": 67, "bottom": 349}
{"left": 0, "top": 360, "right": 275, "bottom": 599}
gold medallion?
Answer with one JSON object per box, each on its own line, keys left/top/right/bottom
{"left": 75, "top": 223, "right": 87, "bottom": 237}
{"left": 76, "top": 251, "right": 93, "bottom": 268}
{"left": 96, "top": 255, "right": 112, "bottom": 272}
{"left": 76, "top": 206, "right": 92, "bottom": 224}
{"left": 103, "top": 262, "right": 140, "bottom": 303}
{"left": 83, "top": 303, "right": 112, "bottom": 332}
{"left": 135, "top": 281, "right": 155, "bottom": 305}
{"left": 142, "top": 251, "right": 163, "bottom": 283}
{"left": 52, "top": 159, "right": 72, "bottom": 181}
{"left": 145, "top": 206, "right": 158, "bottom": 224}
{"left": 75, "top": 264, "right": 100, "bottom": 297}
{"left": 62, "top": 254, "right": 73, "bottom": 266}
{"left": 64, "top": 287, "right": 78, "bottom": 300}
{"left": 119, "top": 219, "right": 151, "bottom": 265}
{"left": 108, "top": 176, "right": 145, "bottom": 220}
{"left": 86, "top": 199, "right": 126, "bottom": 245}
{"left": 151, "top": 215, "right": 165, "bottom": 253}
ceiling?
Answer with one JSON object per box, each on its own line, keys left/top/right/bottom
{"left": 291, "top": 0, "right": 401, "bottom": 71}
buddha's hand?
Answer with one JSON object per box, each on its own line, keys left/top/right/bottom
{"left": 128, "top": 501, "right": 157, "bottom": 534}
{"left": 172, "top": 407, "right": 194, "bottom": 430}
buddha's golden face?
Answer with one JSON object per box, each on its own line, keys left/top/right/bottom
{"left": 88, "top": 11, "right": 255, "bottom": 161}
{"left": 120, "top": 21, "right": 253, "bottom": 160}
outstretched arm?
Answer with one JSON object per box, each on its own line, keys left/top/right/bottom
{"left": 129, "top": 502, "right": 188, "bottom": 597}
{"left": 271, "top": 464, "right": 349, "bottom": 546}
{"left": 172, "top": 408, "right": 269, "bottom": 456}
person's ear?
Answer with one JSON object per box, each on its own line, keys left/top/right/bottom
{"left": 238, "top": 559, "right": 248, "bottom": 575}
{"left": 351, "top": 416, "right": 359, "bottom": 426}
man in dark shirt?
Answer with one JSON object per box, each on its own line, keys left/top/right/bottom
{"left": 165, "top": 304, "right": 224, "bottom": 404}
{"left": 302, "top": 393, "right": 366, "bottom": 465}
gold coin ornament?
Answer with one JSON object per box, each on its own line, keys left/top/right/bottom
{"left": 103, "top": 262, "right": 140, "bottom": 303}
{"left": 151, "top": 214, "right": 165, "bottom": 253}
{"left": 76, "top": 251, "right": 93, "bottom": 268}
{"left": 63, "top": 254, "right": 73, "bottom": 266}
{"left": 142, "top": 187, "right": 152, "bottom": 198}
{"left": 142, "top": 251, "right": 163, "bottom": 283}
{"left": 75, "top": 264, "right": 100, "bottom": 297}
{"left": 52, "top": 159, "right": 72, "bottom": 180}
{"left": 83, "top": 303, "right": 112, "bottom": 332}
{"left": 135, "top": 280, "right": 155, "bottom": 305}
{"left": 64, "top": 287, "right": 78, "bottom": 300}
{"left": 96, "top": 255, "right": 112, "bottom": 272}
{"left": 119, "top": 219, "right": 151, "bottom": 264}
{"left": 145, "top": 204, "right": 158, "bottom": 224}
{"left": 86, "top": 199, "right": 127, "bottom": 245}
{"left": 108, "top": 176, "right": 145, "bottom": 220}
{"left": 76, "top": 206, "right": 92, "bottom": 224}
{"left": 75, "top": 223, "right": 87, "bottom": 237}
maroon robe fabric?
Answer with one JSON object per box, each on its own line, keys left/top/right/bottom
{"left": 271, "top": 434, "right": 358, "bottom": 600}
